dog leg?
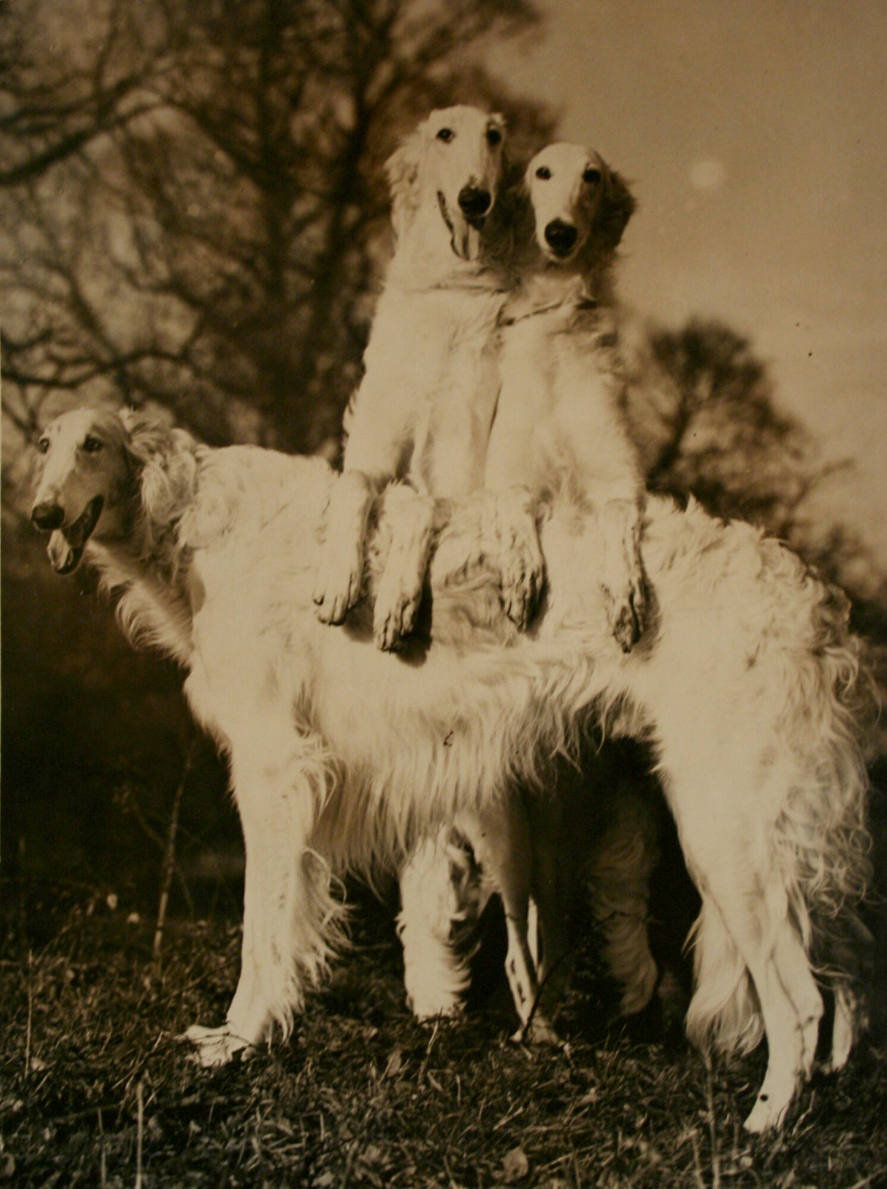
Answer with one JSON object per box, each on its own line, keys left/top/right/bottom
{"left": 741, "top": 923, "right": 822, "bottom": 1133}
{"left": 184, "top": 738, "right": 334, "bottom": 1066}
{"left": 528, "top": 815, "right": 569, "bottom": 990}
{"left": 184, "top": 916, "right": 270, "bottom": 1066}
{"left": 824, "top": 983, "right": 859, "bottom": 1074}
{"left": 476, "top": 487, "right": 545, "bottom": 630}
{"left": 595, "top": 497, "right": 646, "bottom": 653}
{"left": 588, "top": 793, "right": 659, "bottom": 1016}
{"left": 463, "top": 803, "right": 557, "bottom": 1045}
{"left": 664, "top": 765, "right": 819, "bottom": 1132}
{"left": 313, "top": 470, "right": 375, "bottom": 624}
{"left": 373, "top": 484, "right": 436, "bottom": 650}
{"left": 398, "top": 827, "right": 486, "bottom": 1020}
{"left": 523, "top": 793, "right": 574, "bottom": 1005}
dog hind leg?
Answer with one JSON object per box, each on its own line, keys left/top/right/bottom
{"left": 663, "top": 764, "right": 821, "bottom": 1131}
{"left": 463, "top": 802, "right": 557, "bottom": 1045}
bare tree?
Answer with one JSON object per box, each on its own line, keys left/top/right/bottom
{"left": 1, "top": 0, "right": 551, "bottom": 457}
{"left": 622, "top": 316, "right": 887, "bottom": 633}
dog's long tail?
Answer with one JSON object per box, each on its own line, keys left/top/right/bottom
{"left": 778, "top": 582, "right": 874, "bottom": 991}
{"left": 686, "top": 574, "right": 875, "bottom": 1059}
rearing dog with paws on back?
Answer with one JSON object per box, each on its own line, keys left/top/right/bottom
{"left": 485, "top": 140, "right": 646, "bottom": 652}
{"left": 401, "top": 141, "right": 653, "bottom": 1029}
{"left": 313, "top": 105, "right": 541, "bottom": 651}
{"left": 31, "top": 405, "right": 873, "bottom": 1133}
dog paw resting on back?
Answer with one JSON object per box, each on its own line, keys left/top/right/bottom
{"left": 486, "top": 485, "right": 546, "bottom": 630}
{"left": 313, "top": 470, "right": 373, "bottom": 623}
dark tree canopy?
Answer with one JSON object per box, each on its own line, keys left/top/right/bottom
{"left": 1, "top": 0, "right": 552, "bottom": 454}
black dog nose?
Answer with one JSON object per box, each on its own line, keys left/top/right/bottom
{"left": 31, "top": 502, "right": 64, "bottom": 531}
{"left": 544, "top": 219, "right": 579, "bottom": 256}
{"left": 458, "top": 185, "right": 492, "bottom": 221}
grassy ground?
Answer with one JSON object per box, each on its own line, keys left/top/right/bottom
{"left": 2, "top": 878, "right": 885, "bottom": 1189}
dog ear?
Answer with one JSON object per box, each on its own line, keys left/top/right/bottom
{"left": 483, "top": 154, "right": 534, "bottom": 270}
{"left": 385, "top": 130, "right": 423, "bottom": 242}
{"left": 596, "top": 169, "right": 636, "bottom": 251}
{"left": 120, "top": 409, "right": 198, "bottom": 537}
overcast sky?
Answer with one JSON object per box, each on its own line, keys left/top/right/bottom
{"left": 490, "top": 0, "right": 887, "bottom": 562}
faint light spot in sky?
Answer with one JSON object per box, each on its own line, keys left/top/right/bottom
{"left": 690, "top": 158, "right": 727, "bottom": 192}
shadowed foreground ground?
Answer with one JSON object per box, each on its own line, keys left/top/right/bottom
{"left": 1, "top": 879, "right": 885, "bottom": 1189}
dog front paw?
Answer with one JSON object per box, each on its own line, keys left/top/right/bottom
{"left": 373, "top": 574, "right": 423, "bottom": 651}
{"left": 493, "top": 497, "right": 545, "bottom": 630}
{"left": 607, "top": 572, "right": 647, "bottom": 653}
{"left": 181, "top": 1023, "right": 253, "bottom": 1067}
{"left": 501, "top": 547, "right": 544, "bottom": 630}
{"left": 313, "top": 550, "right": 364, "bottom": 625}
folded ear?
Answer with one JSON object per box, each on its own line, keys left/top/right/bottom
{"left": 596, "top": 168, "right": 636, "bottom": 251}
{"left": 118, "top": 408, "right": 198, "bottom": 535}
{"left": 385, "top": 129, "right": 423, "bottom": 242}
{"left": 483, "top": 154, "right": 535, "bottom": 269}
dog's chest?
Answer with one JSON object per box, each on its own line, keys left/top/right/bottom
{"left": 408, "top": 287, "right": 507, "bottom": 498}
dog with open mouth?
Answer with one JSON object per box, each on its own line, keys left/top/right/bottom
{"left": 31, "top": 403, "right": 873, "bottom": 1133}
{"left": 31, "top": 407, "right": 132, "bottom": 575}
{"left": 312, "top": 105, "right": 543, "bottom": 652}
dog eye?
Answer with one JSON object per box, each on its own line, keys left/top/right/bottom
{"left": 535, "top": 166, "right": 551, "bottom": 180}
{"left": 436, "top": 127, "right": 455, "bottom": 143}
{"left": 486, "top": 127, "right": 502, "bottom": 147}
{"left": 37, "top": 436, "right": 50, "bottom": 454}
{"left": 583, "top": 167, "right": 602, "bottom": 185}
{"left": 82, "top": 435, "right": 104, "bottom": 453}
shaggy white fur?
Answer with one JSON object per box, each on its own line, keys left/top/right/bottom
{"left": 486, "top": 142, "right": 645, "bottom": 652}
{"left": 312, "top": 105, "right": 538, "bottom": 650}
{"left": 406, "top": 142, "right": 655, "bottom": 1030}
{"left": 32, "top": 407, "right": 873, "bottom": 1132}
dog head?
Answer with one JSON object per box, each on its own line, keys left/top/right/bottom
{"left": 525, "top": 142, "right": 635, "bottom": 267}
{"left": 31, "top": 407, "right": 136, "bottom": 573}
{"left": 385, "top": 105, "right": 507, "bottom": 261}
{"left": 31, "top": 406, "right": 195, "bottom": 574}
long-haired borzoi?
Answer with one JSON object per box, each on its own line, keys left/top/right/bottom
{"left": 399, "top": 142, "right": 653, "bottom": 1029}
{"left": 309, "top": 106, "right": 566, "bottom": 1030}
{"left": 313, "top": 105, "right": 541, "bottom": 649}
{"left": 32, "top": 406, "right": 872, "bottom": 1131}
{"left": 487, "top": 141, "right": 645, "bottom": 653}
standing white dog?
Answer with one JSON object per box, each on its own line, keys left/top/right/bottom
{"left": 32, "top": 406, "right": 872, "bottom": 1132}
{"left": 311, "top": 107, "right": 555, "bottom": 1028}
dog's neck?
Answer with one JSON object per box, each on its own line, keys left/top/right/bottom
{"left": 386, "top": 195, "right": 507, "bottom": 294}
{"left": 84, "top": 470, "right": 196, "bottom": 667}
{"left": 89, "top": 535, "right": 195, "bottom": 666}
{"left": 502, "top": 256, "right": 617, "bottom": 327}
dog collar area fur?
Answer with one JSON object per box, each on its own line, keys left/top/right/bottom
{"left": 499, "top": 284, "right": 600, "bottom": 327}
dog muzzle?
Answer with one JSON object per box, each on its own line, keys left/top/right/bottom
{"left": 437, "top": 191, "right": 484, "bottom": 261}
{"left": 46, "top": 495, "right": 104, "bottom": 573}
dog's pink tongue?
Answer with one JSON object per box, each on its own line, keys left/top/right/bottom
{"left": 462, "top": 225, "right": 480, "bottom": 260}
{"left": 47, "top": 529, "right": 77, "bottom": 573}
